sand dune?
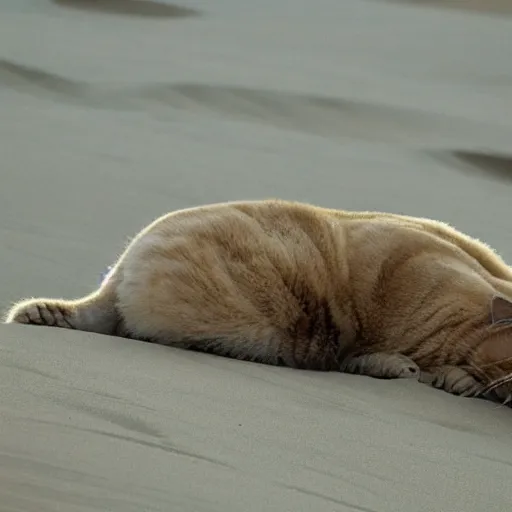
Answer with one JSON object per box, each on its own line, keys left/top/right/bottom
{"left": 1, "top": 0, "right": 512, "bottom": 511}
{"left": 1, "top": 58, "right": 510, "bottom": 151}
{"left": 2, "top": 323, "right": 512, "bottom": 512}
{"left": 0, "top": 59, "right": 87, "bottom": 99}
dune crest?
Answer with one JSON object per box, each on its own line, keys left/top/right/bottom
{"left": 52, "top": 0, "right": 200, "bottom": 18}
{"left": 384, "top": 0, "right": 512, "bottom": 16}
{"left": 1, "top": 59, "right": 508, "bottom": 148}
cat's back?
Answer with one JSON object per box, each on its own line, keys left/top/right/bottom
{"left": 140, "top": 199, "right": 345, "bottom": 261}
{"left": 127, "top": 198, "right": 511, "bottom": 285}
{"left": 327, "top": 205, "right": 512, "bottom": 282}
{"left": 120, "top": 200, "right": 355, "bottom": 317}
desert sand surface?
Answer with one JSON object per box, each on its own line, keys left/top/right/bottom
{"left": 1, "top": 1, "right": 512, "bottom": 511}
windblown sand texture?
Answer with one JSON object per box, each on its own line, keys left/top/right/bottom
{"left": 1, "top": 1, "right": 512, "bottom": 511}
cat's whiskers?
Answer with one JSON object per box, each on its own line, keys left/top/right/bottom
{"left": 481, "top": 372, "right": 512, "bottom": 395}
{"left": 467, "top": 360, "right": 489, "bottom": 383}
{"left": 465, "top": 345, "right": 512, "bottom": 397}
{"left": 480, "top": 355, "right": 512, "bottom": 369}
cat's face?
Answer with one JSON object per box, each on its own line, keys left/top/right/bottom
{"left": 475, "top": 342, "right": 512, "bottom": 404}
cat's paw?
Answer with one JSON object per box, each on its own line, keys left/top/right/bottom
{"left": 4, "top": 299, "right": 75, "bottom": 329}
{"left": 341, "top": 352, "right": 420, "bottom": 380}
{"left": 394, "top": 359, "right": 421, "bottom": 379}
{"left": 378, "top": 354, "right": 420, "bottom": 379}
{"left": 419, "top": 366, "right": 483, "bottom": 397}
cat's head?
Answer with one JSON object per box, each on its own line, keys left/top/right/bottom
{"left": 472, "top": 295, "right": 512, "bottom": 403}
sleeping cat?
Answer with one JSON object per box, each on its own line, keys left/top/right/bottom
{"left": 5, "top": 199, "right": 512, "bottom": 403}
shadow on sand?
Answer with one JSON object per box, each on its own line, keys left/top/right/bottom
{"left": 53, "top": 0, "right": 200, "bottom": 18}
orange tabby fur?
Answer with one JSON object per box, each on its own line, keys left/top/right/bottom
{"left": 5, "top": 199, "right": 512, "bottom": 402}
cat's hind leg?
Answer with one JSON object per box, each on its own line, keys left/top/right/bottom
{"left": 3, "top": 280, "right": 120, "bottom": 336}
{"left": 419, "top": 366, "right": 484, "bottom": 397}
{"left": 340, "top": 352, "right": 420, "bottom": 379}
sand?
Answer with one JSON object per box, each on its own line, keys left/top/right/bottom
{"left": 1, "top": 1, "right": 512, "bottom": 510}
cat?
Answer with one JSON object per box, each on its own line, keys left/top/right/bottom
{"left": 5, "top": 199, "right": 512, "bottom": 403}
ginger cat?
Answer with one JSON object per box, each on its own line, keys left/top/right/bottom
{"left": 5, "top": 199, "right": 512, "bottom": 403}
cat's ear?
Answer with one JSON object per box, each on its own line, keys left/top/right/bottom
{"left": 490, "top": 296, "right": 512, "bottom": 325}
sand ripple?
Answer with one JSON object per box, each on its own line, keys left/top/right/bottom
{"left": 53, "top": 0, "right": 200, "bottom": 18}
{"left": 1, "top": 59, "right": 506, "bottom": 149}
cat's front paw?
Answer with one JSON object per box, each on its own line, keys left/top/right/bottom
{"left": 394, "top": 359, "right": 421, "bottom": 379}
{"left": 4, "top": 299, "right": 75, "bottom": 329}
{"left": 341, "top": 352, "right": 420, "bottom": 379}
{"left": 419, "top": 366, "right": 483, "bottom": 397}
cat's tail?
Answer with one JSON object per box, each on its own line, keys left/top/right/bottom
{"left": 3, "top": 271, "right": 122, "bottom": 336}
